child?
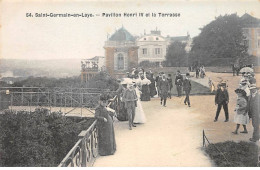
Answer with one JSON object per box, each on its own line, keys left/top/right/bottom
{"left": 214, "top": 83, "right": 229, "bottom": 122}
{"left": 232, "top": 88, "right": 249, "bottom": 134}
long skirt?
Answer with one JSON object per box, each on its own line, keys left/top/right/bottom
{"left": 141, "top": 85, "right": 151, "bottom": 101}
{"left": 234, "top": 112, "right": 249, "bottom": 125}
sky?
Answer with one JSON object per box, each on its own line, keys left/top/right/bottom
{"left": 1, "top": 0, "right": 260, "bottom": 60}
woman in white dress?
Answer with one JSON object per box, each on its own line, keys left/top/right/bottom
{"left": 133, "top": 78, "right": 146, "bottom": 124}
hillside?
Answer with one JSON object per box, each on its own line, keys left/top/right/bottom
{"left": 0, "top": 59, "right": 81, "bottom": 78}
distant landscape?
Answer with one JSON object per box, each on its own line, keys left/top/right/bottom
{"left": 0, "top": 59, "right": 82, "bottom": 78}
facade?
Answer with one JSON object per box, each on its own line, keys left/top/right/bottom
{"left": 104, "top": 27, "right": 139, "bottom": 78}
{"left": 136, "top": 30, "right": 168, "bottom": 65}
{"left": 137, "top": 29, "right": 192, "bottom": 65}
{"left": 241, "top": 13, "right": 260, "bottom": 57}
{"left": 81, "top": 56, "right": 105, "bottom": 82}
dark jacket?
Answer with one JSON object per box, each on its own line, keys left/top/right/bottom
{"left": 215, "top": 88, "right": 229, "bottom": 104}
{"left": 248, "top": 92, "right": 260, "bottom": 124}
{"left": 175, "top": 74, "right": 183, "bottom": 86}
{"left": 167, "top": 78, "right": 173, "bottom": 89}
{"left": 183, "top": 79, "right": 191, "bottom": 91}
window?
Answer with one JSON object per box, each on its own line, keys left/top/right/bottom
{"left": 155, "top": 48, "right": 161, "bottom": 55}
{"left": 258, "top": 39, "right": 260, "bottom": 48}
{"left": 144, "top": 38, "right": 146, "bottom": 40}
{"left": 117, "top": 54, "right": 124, "bottom": 70}
{"left": 156, "top": 37, "right": 159, "bottom": 40}
{"left": 142, "top": 48, "right": 147, "bottom": 55}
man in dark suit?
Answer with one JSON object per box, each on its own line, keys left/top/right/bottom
{"left": 175, "top": 70, "right": 183, "bottom": 97}
{"left": 214, "top": 83, "right": 229, "bottom": 122}
{"left": 183, "top": 73, "right": 191, "bottom": 107}
{"left": 155, "top": 72, "right": 163, "bottom": 96}
{"left": 248, "top": 84, "right": 260, "bottom": 142}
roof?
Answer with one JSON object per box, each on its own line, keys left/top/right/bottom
{"left": 109, "top": 27, "right": 135, "bottom": 42}
{"left": 170, "top": 35, "right": 190, "bottom": 42}
{"left": 240, "top": 13, "right": 260, "bottom": 28}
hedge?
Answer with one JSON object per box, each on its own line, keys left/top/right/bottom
{"left": 0, "top": 109, "right": 94, "bottom": 167}
{"left": 205, "top": 141, "right": 258, "bottom": 167}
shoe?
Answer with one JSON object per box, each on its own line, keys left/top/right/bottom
{"left": 240, "top": 131, "right": 248, "bottom": 134}
{"left": 224, "top": 119, "right": 229, "bottom": 122}
{"left": 163, "top": 105, "right": 166, "bottom": 107}
{"left": 160, "top": 101, "right": 162, "bottom": 105}
{"left": 214, "top": 119, "right": 217, "bottom": 122}
{"left": 188, "top": 105, "right": 191, "bottom": 107}
{"left": 232, "top": 131, "right": 238, "bottom": 135}
{"left": 184, "top": 102, "right": 187, "bottom": 105}
{"left": 249, "top": 138, "right": 257, "bottom": 142}
{"left": 132, "top": 124, "right": 136, "bottom": 127}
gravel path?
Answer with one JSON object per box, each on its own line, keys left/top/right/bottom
{"left": 94, "top": 97, "right": 213, "bottom": 167}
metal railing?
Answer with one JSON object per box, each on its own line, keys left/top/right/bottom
{"left": 58, "top": 120, "right": 98, "bottom": 167}
{"left": 58, "top": 95, "right": 118, "bottom": 167}
{"left": 0, "top": 87, "right": 114, "bottom": 116}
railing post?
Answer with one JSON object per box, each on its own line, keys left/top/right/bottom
{"left": 21, "top": 88, "right": 24, "bottom": 106}
{"left": 257, "top": 141, "right": 260, "bottom": 167}
{"left": 37, "top": 88, "right": 40, "bottom": 105}
{"left": 30, "top": 93, "right": 32, "bottom": 113}
{"left": 203, "top": 130, "right": 205, "bottom": 147}
{"left": 10, "top": 92, "right": 13, "bottom": 111}
{"left": 81, "top": 93, "right": 83, "bottom": 117}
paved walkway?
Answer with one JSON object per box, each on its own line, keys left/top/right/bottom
{"left": 94, "top": 98, "right": 213, "bottom": 167}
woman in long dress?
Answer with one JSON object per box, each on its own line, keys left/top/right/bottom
{"left": 95, "top": 94, "right": 116, "bottom": 156}
{"left": 140, "top": 72, "right": 151, "bottom": 101}
{"left": 133, "top": 84, "right": 146, "bottom": 124}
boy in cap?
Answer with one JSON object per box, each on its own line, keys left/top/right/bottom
{"left": 214, "top": 83, "right": 229, "bottom": 122}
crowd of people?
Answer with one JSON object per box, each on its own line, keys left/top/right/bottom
{"left": 214, "top": 68, "right": 259, "bottom": 142}
{"left": 93, "top": 66, "right": 259, "bottom": 157}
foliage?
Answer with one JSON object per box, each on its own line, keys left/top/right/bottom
{"left": 190, "top": 14, "right": 248, "bottom": 66}
{"left": 205, "top": 141, "right": 258, "bottom": 167}
{"left": 86, "top": 71, "right": 119, "bottom": 91}
{"left": 138, "top": 61, "right": 158, "bottom": 68}
{"left": 0, "top": 109, "right": 94, "bottom": 167}
{"left": 165, "top": 41, "right": 188, "bottom": 67}
{"left": 13, "top": 76, "right": 81, "bottom": 88}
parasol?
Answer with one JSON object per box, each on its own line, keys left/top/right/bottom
{"left": 240, "top": 67, "right": 254, "bottom": 73}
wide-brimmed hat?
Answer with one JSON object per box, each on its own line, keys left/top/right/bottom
{"left": 249, "top": 84, "right": 258, "bottom": 90}
{"left": 235, "top": 88, "right": 246, "bottom": 96}
{"left": 219, "top": 82, "right": 226, "bottom": 87}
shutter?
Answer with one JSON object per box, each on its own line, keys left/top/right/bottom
{"left": 114, "top": 54, "right": 118, "bottom": 70}
{"left": 124, "top": 54, "right": 128, "bottom": 70}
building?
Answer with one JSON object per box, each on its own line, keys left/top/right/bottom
{"left": 136, "top": 29, "right": 168, "bottom": 66}
{"left": 241, "top": 13, "right": 260, "bottom": 57}
{"left": 81, "top": 56, "right": 105, "bottom": 82}
{"left": 104, "top": 27, "right": 139, "bottom": 78}
{"left": 137, "top": 29, "right": 192, "bottom": 65}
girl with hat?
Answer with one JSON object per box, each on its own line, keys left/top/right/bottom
{"left": 232, "top": 88, "right": 249, "bottom": 134}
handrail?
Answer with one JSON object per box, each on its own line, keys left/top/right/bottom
{"left": 58, "top": 119, "right": 98, "bottom": 167}
{"left": 57, "top": 94, "right": 119, "bottom": 167}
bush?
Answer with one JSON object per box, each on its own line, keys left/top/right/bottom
{"left": 205, "top": 141, "right": 258, "bottom": 167}
{"left": 0, "top": 109, "right": 94, "bottom": 167}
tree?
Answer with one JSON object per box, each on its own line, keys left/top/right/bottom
{"left": 190, "top": 14, "right": 248, "bottom": 66}
{"left": 165, "top": 41, "right": 187, "bottom": 67}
